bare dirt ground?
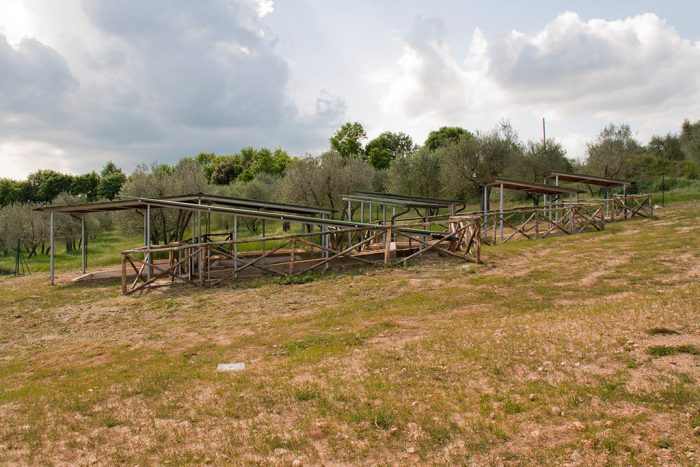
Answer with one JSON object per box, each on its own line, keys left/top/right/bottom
{"left": 0, "top": 201, "right": 699, "bottom": 465}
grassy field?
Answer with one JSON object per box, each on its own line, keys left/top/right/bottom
{"left": 0, "top": 201, "right": 699, "bottom": 464}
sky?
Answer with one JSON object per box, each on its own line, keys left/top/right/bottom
{"left": 1, "top": 0, "right": 699, "bottom": 179}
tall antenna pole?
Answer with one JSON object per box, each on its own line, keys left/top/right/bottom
{"left": 542, "top": 117, "right": 546, "bottom": 151}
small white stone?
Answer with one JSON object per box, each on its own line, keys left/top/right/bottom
{"left": 217, "top": 362, "right": 245, "bottom": 372}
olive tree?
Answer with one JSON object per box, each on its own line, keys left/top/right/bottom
{"left": 117, "top": 158, "right": 210, "bottom": 244}
{"left": 282, "top": 151, "right": 374, "bottom": 218}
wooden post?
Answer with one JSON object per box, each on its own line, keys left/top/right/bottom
{"left": 384, "top": 226, "right": 392, "bottom": 264}
{"left": 622, "top": 184, "right": 628, "bottom": 219}
{"left": 569, "top": 193, "right": 574, "bottom": 233}
{"left": 289, "top": 236, "right": 296, "bottom": 276}
{"left": 262, "top": 220, "right": 266, "bottom": 256}
{"left": 121, "top": 253, "right": 127, "bottom": 294}
{"left": 169, "top": 249, "right": 174, "bottom": 283}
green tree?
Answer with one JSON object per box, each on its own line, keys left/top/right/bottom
{"left": 424, "top": 126, "right": 474, "bottom": 151}
{"left": 97, "top": 161, "right": 126, "bottom": 200}
{"left": 329, "top": 122, "right": 367, "bottom": 159}
{"left": 438, "top": 122, "right": 523, "bottom": 201}
{"left": 71, "top": 172, "right": 100, "bottom": 200}
{"left": 647, "top": 134, "right": 684, "bottom": 161}
{"left": 117, "top": 159, "right": 209, "bottom": 244}
{"left": 387, "top": 149, "right": 442, "bottom": 198}
{"left": 680, "top": 119, "right": 700, "bottom": 164}
{"left": 585, "top": 123, "right": 642, "bottom": 178}
{"left": 0, "top": 179, "right": 26, "bottom": 207}
{"left": 365, "top": 132, "right": 415, "bottom": 170}
{"left": 282, "top": 151, "right": 374, "bottom": 215}
{"left": 27, "top": 170, "right": 74, "bottom": 203}
{"left": 211, "top": 157, "right": 244, "bottom": 185}
{"left": 520, "top": 139, "right": 572, "bottom": 182}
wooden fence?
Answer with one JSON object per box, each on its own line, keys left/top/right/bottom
{"left": 120, "top": 215, "right": 481, "bottom": 294}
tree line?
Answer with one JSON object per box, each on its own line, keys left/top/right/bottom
{"left": 1, "top": 118, "right": 699, "bottom": 262}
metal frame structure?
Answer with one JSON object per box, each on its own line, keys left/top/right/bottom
{"left": 342, "top": 192, "right": 463, "bottom": 226}
{"left": 480, "top": 178, "right": 594, "bottom": 243}
{"left": 35, "top": 193, "right": 333, "bottom": 287}
{"left": 36, "top": 194, "right": 481, "bottom": 292}
{"left": 542, "top": 171, "right": 653, "bottom": 221}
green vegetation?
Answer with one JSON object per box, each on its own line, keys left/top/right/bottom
{"left": 648, "top": 345, "right": 700, "bottom": 357}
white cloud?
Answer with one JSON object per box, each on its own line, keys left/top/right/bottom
{"left": 255, "top": 0, "right": 274, "bottom": 18}
{"left": 0, "top": 0, "right": 343, "bottom": 178}
{"left": 489, "top": 12, "right": 700, "bottom": 114}
{"left": 375, "top": 12, "right": 700, "bottom": 156}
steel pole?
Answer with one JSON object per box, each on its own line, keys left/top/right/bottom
{"left": 233, "top": 215, "right": 238, "bottom": 278}
{"left": 146, "top": 204, "right": 151, "bottom": 281}
{"left": 49, "top": 211, "right": 55, "bottom": 286}
{"left": 81, "top": 214, "right": 86, "bottom": 274}
{"left": 499, "top": 183, "right": 504, "bottom": 241}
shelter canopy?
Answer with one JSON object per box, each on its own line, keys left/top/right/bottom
{"left": 543, "top": 171, "right": 631, "bottom": 188}
{"left": 481, "top": 178, "right": 582, "bottom": 196}
{"left": 342, "top": 192, "right": 456, "bottom": 209}
{"left": 34, "top": 193, "right": 334, "bottom": 216}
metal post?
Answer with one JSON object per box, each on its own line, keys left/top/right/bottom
{"left": 360, "top": 202, "right": 364, "bottom": 224}
{"left": 233, "top": 215, "right": 238, "bottom": 278}
{"left": 554, "top": 175, "right": 560, "bottom": 223}
{"left": 483, "top": 185, "right": 488, "bottom": 229}
{"left": 623, "top": 184, "right": 627, "bottom": 219}
{"left": 347, "top": 200, "right": 352, "bottom": 247}
{"left": 369, "top": 202, "right": 373, "bottom": 223}
{"left": 146, "top": 204, "right": 151, "bottom": 281}
{"left": 49, "top": 211, "right": 55, "bottom": 286}
{"left": 189, "top": 209, "right": 195, "bottom": 281}
{"left": 499, "top": 183, "right": 504, "bottom": 241}
{"left": 382, "top": 205, "right": 386, "bottom": 225}
{"left": 80, "top": 214, "right": 86, "bottom": 274}
{"left": 262, "top": 220, "right": 266, "bottom": 255}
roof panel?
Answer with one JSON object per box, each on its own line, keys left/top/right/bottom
{"left": 543, "top": 172, "right": 631, "bottom": 187}
{"left": 481, "top": 178, "right": 582, "bottom": 195}
{"left": 34, "top": 192, "right": 334, "bottom": 216}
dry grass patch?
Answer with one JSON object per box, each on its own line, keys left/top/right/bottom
{"left": 0, "top": 201, "right": 699, "bottom": 464}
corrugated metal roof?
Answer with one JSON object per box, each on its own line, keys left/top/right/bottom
{"left": 481, "top": 178, "right": 583, "bottom": 195}
{"left": 543, "top": 172, "right": 631, "bottom": 187}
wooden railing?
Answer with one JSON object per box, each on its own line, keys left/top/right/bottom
{"left": 479, "top": 202, "right": 605, "bottom": 244}
{"left": 120, "top": 216, "right": 481, "bottom": 294}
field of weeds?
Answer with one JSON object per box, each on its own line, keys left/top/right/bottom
{"left": 1, "top": 201, "right": 699, "bottom": 464}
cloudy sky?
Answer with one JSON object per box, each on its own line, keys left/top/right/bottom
{"left": 1, "top": 0, "right": 699, "bottom": 179}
